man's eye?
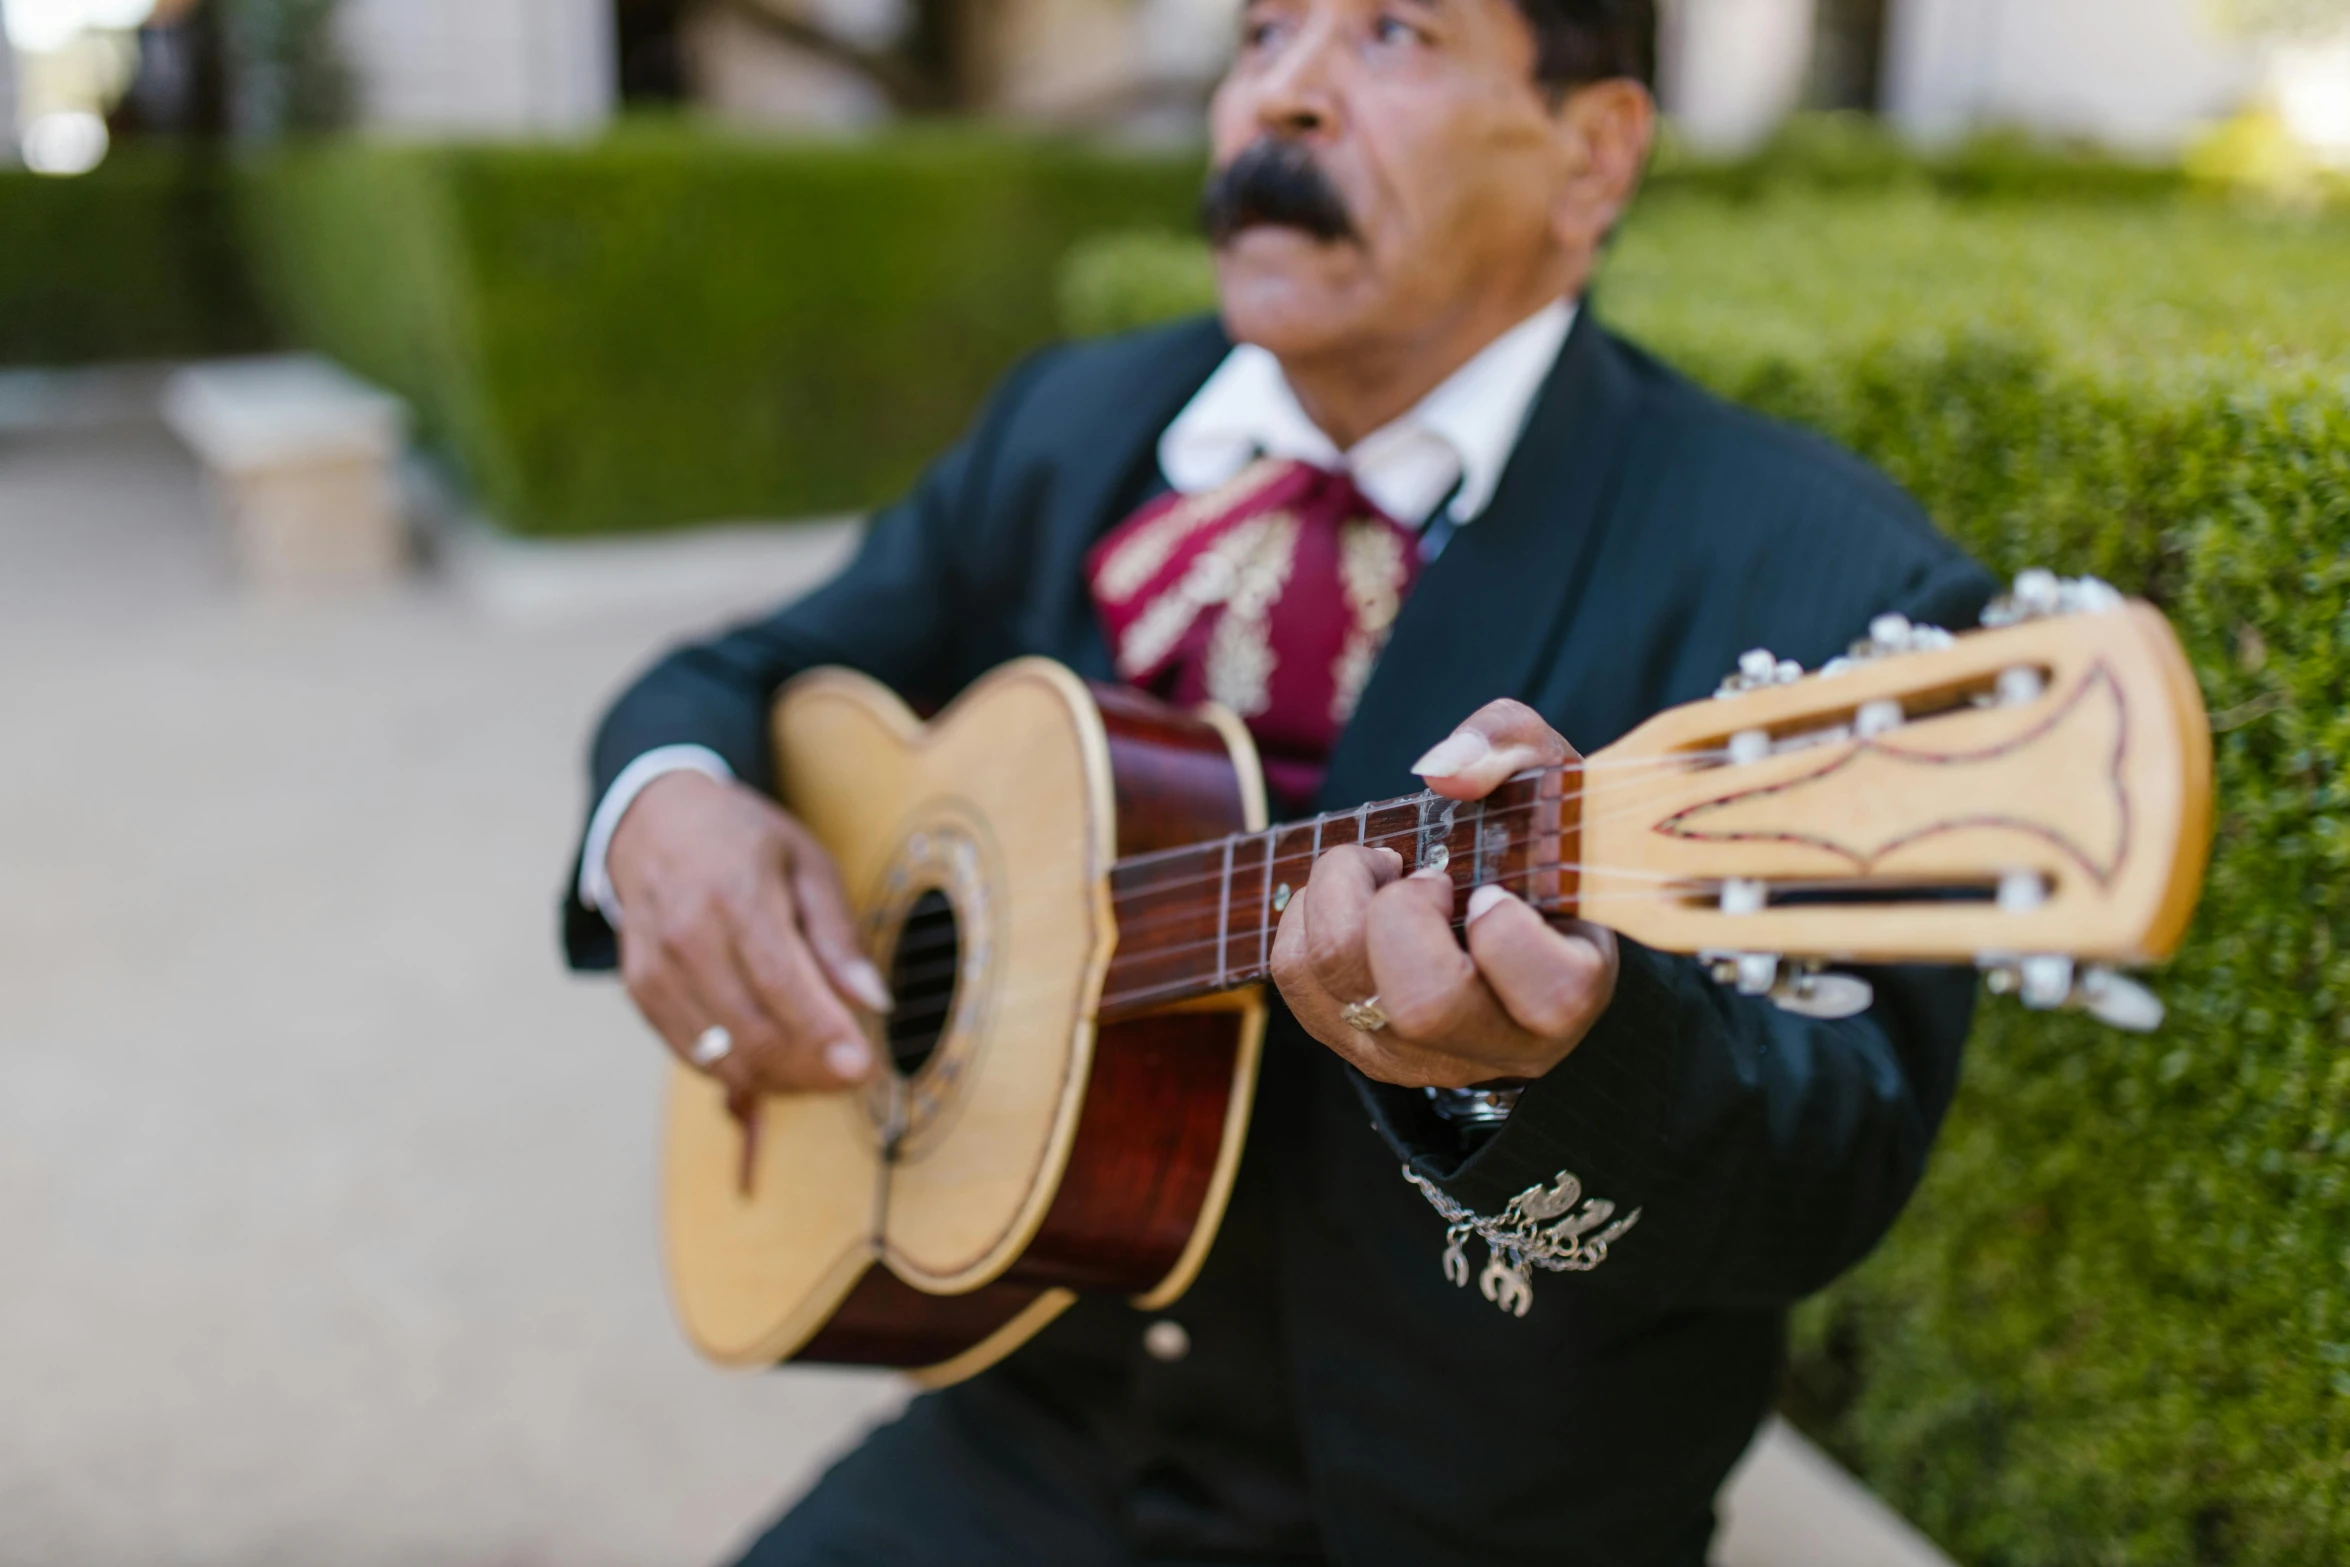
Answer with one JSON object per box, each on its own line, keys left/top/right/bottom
{"left": 1242, "top": 15, "right": 1283, "bottom": 48}
{"left": 1372, "top": 13, "right": 1422, "bottom": 44}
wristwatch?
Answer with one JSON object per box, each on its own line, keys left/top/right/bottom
{"left": 1426, "top": 1084, "right": 1525, "bottom": 1142}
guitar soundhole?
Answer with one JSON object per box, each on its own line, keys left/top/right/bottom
{"left": 885, "top": 889, "right": 960, "bottom": 1077}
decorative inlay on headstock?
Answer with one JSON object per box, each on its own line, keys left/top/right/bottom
{"left": 1578, "top": 601, "right": 2211, "bottom": 969}
{"left": 1658, "top": 662, "right": 2131, "bottom": 887}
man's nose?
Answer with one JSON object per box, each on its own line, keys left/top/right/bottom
{"left": 1253, "top": 20, "right": 1345, "bottom": 138}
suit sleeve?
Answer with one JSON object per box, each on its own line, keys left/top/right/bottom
{"left": 1360, "top": 552, "right": 1998, "bottom": 1310}
{"left": 560, "top": 350, "right": 1059, "bottom": 971}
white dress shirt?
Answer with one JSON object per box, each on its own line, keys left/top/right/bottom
{"left": 1159, "top": 298, "right": 1574, "bottom": 534}
{"left": 579, "top": 299, "right": 1578, "bottom": 923}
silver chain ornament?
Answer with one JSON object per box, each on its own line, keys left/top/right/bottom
{"left": 1404, "top": 1167, "right": 1642, "bottom": 1318}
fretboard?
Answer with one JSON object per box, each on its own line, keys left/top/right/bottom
{"left": 1097, "top": 769, "right": 1578, "bottom": 1020}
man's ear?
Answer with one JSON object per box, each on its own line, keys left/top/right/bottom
{"left": 1549, "top": 79, "right": 1657, "bottom": 247}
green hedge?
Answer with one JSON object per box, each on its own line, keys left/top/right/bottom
{"left": 0, "top": 147, "right": 272, "bottom": 364}
{"left": 1067, "top": 196, "right": 2350, "bottom": 1562}
{"left": 0, "top": 117, "right": 2217, "bottom": 534}
{"left": 240, "top": 130, "right": 1203, "bottom": 534}
{"left": 1635, "top": 202, "right": 2350, "bottom": 1567}
{"left": 1644, "top": 114, "right": 2192, "bottom": 204}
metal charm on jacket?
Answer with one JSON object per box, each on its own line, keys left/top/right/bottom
{"left": 1087, "top": 458, "right": 1421, "bottom": 809}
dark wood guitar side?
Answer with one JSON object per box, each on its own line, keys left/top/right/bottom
{"left": 791, "top": 684, "right": 1267, "bottom": 1379}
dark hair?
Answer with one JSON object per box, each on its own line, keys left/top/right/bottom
{"left": 1517, "top": 0, "right": 1656, "bottom": 90}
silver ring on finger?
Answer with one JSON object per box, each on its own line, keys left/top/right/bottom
{"left": 689, "top": 1024, "right": 735, "bottom": 1068}
{"left": 1339, "top": 996, "right": 1390, "bottom": 1034}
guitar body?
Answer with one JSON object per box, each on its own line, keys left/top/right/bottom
{"left": 663, "top": 659, "right": 1268, "bottom": 1383}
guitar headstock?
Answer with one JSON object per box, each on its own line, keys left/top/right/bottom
{"left": 1576, "top": 573, "right": 2213, "bottom": 1031}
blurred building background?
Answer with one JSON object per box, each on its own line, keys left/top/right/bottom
{"left": 4, "top": 0, "right": 2350, "bottom": 163}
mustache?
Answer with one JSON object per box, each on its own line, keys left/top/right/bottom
{"left": 1199, "top": 141, "right": 1359, "bottom": 247}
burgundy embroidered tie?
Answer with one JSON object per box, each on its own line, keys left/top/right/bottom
{"left": 1086, "top": 458, "right": 1422, "bottom": 808}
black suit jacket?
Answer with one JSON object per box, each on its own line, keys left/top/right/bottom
{"left": 566, "top": 312, "right": 1994, "bottom": 1566}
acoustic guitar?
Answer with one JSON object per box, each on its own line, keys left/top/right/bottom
{"left": 661, "top": 572, "right": 2211, "bottom": 1383}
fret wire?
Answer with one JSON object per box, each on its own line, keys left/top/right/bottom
{"left": 1257, "top": 826, "right": 1273, "bottom": 980}
{"left": 1216, "top": 837, "right": 1233, "bottom": 989}
{"left": 1471, "top": 792, "right": 1488, "bottom": 890}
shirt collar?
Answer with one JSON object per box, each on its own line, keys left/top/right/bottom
{"left": 1157, "top": 298, "right": 1576, "bottom": 529}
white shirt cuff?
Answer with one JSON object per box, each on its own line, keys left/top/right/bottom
{"left": 577, "top": 745, "right": 736, "bottom": 925}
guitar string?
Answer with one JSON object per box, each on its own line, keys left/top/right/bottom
{"left": 1100, "top": 779, "right": 1697, "bottom": 916}
{"left": 1100, "top": 772, "right": 1733, "bottom": 924}
{"left": 851, "top": 733, "right": 2028, "bottom": 1017}
{"left": 1104, "top": 746, "right": 1731, "bottom": 874}
{"left": 869, "top": 746, "right": 1763, "bottom": 974}
{"left": 877, "top": 874, "right": 1717, "bottom": 1027}
{"left": 875, "top": 863, "right": 1705, "bottom": 1006}
{"left": 878, "top": 775, "right": 1730, "bottom": 974}
{"left": 883, "top": 848, "right": 2013, "bottom": 997}
{"left": 881, "top": 790, "right": 1653, "bottom": 972}
{"left": 1095, "top": 709, "right": 1921, "bottom": 904}
{"left": 1087, "top": 878, "right": 1877, "bottom": 1015}
{"left": 871, "top": 738, "right": 1875, "bottom": 975}
{"left": 871, "top": 796, "right": 1572, "bottom": 968}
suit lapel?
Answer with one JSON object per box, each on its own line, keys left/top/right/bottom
{"left": 1319, "top": 313, "right": 1641, "bottom": 810}
{"left": 1031, "top": 318, "right": 1234, "bottom": 683}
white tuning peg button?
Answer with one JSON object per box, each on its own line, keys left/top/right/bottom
{"left": 2015, "top": 569, "right": 2061, "bottom": 616}
{"left": 1772, "top": 971, "right": 1876, "bottom": 1021}
{"left": 1734, "top": 953, "right": 1780, "bottom": 996}
{"left": 2079, "top": 968, "right": 2166, "bottom": 1033}
{"left": 1854, "top": 698, "right": 1905, "bottom": 738}
{"left": 2018, "top": 954, "right": 2075, "bottom": 1010}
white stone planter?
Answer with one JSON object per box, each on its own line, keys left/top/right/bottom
{"left": 160, "top": 356, "right": 412, "bottom": 589}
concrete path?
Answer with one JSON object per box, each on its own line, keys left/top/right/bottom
{"left": 0, "top": 414, "right": 1952, "bottom": 1567}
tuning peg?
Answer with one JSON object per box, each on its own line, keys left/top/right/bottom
{"left": 1702, "top": 951, "right": 1876, "bottom": 1018}
{"left": 1703, "top": 951, "right": 1780, "bottom": 995}
{"left": 1980, "top": 954, "right": 2167, "bottom": 1033}
{"left": 2016, "top": 954, "right": 2076, "bottom": 1009}
{"left": 1717, "top": 648, "right": 1805, "bottom": 698}
{"left": 1822, "top": 614, "right": 1955, "bottom": 677}
{"left": 2077, "top": 967, "right": 2166, "bottom": 1032}
{"left": 1771, "top": 967, "right": 1876, "bottom": 1020}
{"left": 1982, "top": 570, "right": 2125, "bottom": 628}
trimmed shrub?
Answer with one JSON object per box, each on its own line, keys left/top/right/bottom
{"left": 1064, "top": 195, "right": 2350, "bottom": 1562}
{"left": 0, "top": 148, "right": 272, "bottom": 364}
{"left": 1645, "top": 114, "right": 2193, "bottom": 205}
{"left": 240, "top": 129, "right": 1204, "bottom": 534}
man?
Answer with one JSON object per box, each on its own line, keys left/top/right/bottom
{"left": 563, "top": 0, "right": 1994, "bottom": 1560}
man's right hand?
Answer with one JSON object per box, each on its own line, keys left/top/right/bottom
{"left": 606, "top": 771, "right": 890, "bottom": 1095}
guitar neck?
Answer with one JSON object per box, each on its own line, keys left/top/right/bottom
{"left": 1099, "top": 593, "right": 2214, "bottom": 1016}
{"left": 1098, "top": 769, "right": 1579, "bottom": 1021}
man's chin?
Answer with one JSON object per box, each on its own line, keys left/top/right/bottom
{"left": 1213, "top": 233, "right": 1373, "bottom": 357}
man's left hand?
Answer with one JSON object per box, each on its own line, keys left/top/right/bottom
{"left": 1270, "top": 701, "right": 1620, "bottom": 1090}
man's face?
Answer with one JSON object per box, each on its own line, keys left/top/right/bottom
{"left": 1206, "top": 0, "right": 1588, "bottom": 362}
